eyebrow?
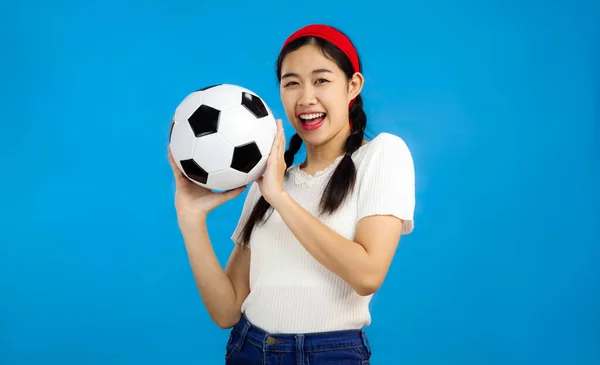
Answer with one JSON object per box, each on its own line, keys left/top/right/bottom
{"left": 281, "top": 68, "right": 333, "bottom": 79}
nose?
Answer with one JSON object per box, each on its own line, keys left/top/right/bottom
{"left": 297, "top": 85, "right": 317, "bottom": 106}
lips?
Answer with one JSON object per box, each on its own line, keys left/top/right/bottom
{"left": 298, "top": 112, "right": 326, "bottom": 131}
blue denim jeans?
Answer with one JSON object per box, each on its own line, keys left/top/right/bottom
{"left": 224, "top": 313, "right": 372, "bottom": 364}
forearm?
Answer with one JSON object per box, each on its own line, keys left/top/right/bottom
{"left": 270, "top": 193, "right": 377, "bottom": 296}
{"left": 178, "top": 216, "right": 241, "bottom": 328}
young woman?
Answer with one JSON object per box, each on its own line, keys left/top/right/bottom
{"left": 167, "top": 24, "right": 416, "bottom": 364}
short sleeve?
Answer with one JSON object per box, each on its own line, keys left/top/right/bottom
{"left": 230, "top": 182, "right": 262, "bottom": 245}
{"left": 356, "top": 133, "right": 416, "bottom": 234}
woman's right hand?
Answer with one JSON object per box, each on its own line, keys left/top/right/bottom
{"left": 167, "top": 147, "right": 247, "bottom": 220}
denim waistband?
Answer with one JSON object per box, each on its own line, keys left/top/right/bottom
{"left": 233, "top": 313, "right": 371, "bottom": 354}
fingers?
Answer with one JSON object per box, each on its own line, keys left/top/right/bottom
{"left": 279, "top": 120, "right": 286, "bottom": 161}
{"left": 167, "top": 148, "right": 179, "bottom": 173}
{"left": 271, "top": 120, "right": 280, "bottom": 153}
{"left": 278, "top": 119, "right": 284, "bottom": 137}
{"left": 272, "top": 119, "right": 284, "bottom": 159}
{"left": 278, "top": 119, "right": 284, "bottom": 144}
{"left": 218, "top": 185, "right": 247, "bottom": 204}
{"left": 167, "top": 146, "right": 185, "bottom": 182}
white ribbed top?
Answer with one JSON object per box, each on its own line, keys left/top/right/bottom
{"left": 230, "top": 132, "right": 416, "bottom": 334}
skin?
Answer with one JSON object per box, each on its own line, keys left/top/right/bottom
{"left": 279, "top": 43, "right": 364, "bottom": 174}
{"left": 167, "top": 150, "right": 249, "bottom": 329}
{"left": 167, "top": 43, "right": 405, "bottom": 329}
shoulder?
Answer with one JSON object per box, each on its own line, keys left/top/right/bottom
{"left": 353, "top": 132, "right": 415, "bottom": 186}
{"left": 355, "top": 132, "right": 413, "bottom": 163}
{"left": 353, "top": 132, "right": 416, "bottom": 234}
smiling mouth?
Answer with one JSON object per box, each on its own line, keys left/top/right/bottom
{"left": 298, "top": 112, "right": 326, "bottom": 124}
{"left": 297, "top": 113, "right": 327, "bottom": 131}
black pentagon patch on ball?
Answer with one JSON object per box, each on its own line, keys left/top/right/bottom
{"left": 196, "top": 84, "right": 222, "bottom": 92}
{"left": 188, "top": 105, "right": 220, "bottom": 137}
{"left": 241, "top": 92, "right": 269, "bottom": 119}
{"left": 231, "top": 142, "right": 262, "bottom": 173}
{"left": 180, "top": 159, "right": 208, "bottom": 184}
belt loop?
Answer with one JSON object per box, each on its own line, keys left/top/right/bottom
{"left": 234, "top": 317, "right": 251, "bottom": 353}
{"left": 360, "top": 329, "right": 372, "bottom": 356}
{"left": 295, "top": 334, "right": 305, "bottom": 364}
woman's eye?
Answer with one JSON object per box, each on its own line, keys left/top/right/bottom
{"left": 316, "top": 79, "right": 329, "bottom": 84}
{"left": 284, "top": 81, "right": 298, "bottom": 87}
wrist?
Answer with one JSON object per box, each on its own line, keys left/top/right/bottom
{"left": 177, "top": 212, "right": 207, "bottom": 230}
{"left": 268, "top": 191, "right": 292, "bottom": 211}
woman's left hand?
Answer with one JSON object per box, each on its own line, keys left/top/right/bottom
{"left": 257, "top": 119, "right": 288, "bottom": 206}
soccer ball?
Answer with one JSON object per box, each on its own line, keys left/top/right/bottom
{"left": 168, "top": 84, "right": 277, "bottom": 191}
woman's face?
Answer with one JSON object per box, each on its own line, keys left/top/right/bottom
{"left": 279, "top": 44, "right": 362, "bottom": 147}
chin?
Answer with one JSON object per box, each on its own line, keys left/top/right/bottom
{"left": 301, "top": 134, "right": 327, "bottom": 147}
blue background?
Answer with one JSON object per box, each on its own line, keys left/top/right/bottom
{"left": 1, "top": 0, "right": 598, "bottom": 364}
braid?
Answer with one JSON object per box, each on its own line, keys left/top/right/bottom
{"left": 319, "top": 95, "right": 366, "bottom": 214}
{"left": 345, "top": 131, "right": 363, "bottom": 155}
{"left": 284, "top": 133, "right": 303, "bottom": 167}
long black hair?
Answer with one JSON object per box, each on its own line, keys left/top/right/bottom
{"left": 238, "top": 31, "right": 367, "bottom": 246}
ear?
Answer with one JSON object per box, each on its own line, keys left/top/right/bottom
{"left": 348, "top": 72, "right": 364, "bottom": 101}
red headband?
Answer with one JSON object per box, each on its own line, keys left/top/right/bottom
{"left": 282, "top": 24, "right": 360, "bottom": 131}
{"left": 282, "top": 24, "right": 360, "bottom": 74}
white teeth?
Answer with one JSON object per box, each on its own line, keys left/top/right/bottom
{"left": 299, "top": 113, "right": 325, "bottom": 120}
